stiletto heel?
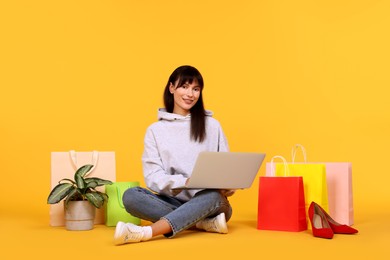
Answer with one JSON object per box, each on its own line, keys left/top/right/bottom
{"left": 308, "top": 202, "right": 334, "bottom": 239}
{"left": 313, "top": 202, "right": 358, "bottom": 234}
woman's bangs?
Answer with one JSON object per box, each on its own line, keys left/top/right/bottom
{"left": 176, "top": 73, "right": 204, "bottom": 89}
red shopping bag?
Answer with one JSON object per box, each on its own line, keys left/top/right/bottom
{"left": 257, "top": 156, "right": 307, "bottom": 232}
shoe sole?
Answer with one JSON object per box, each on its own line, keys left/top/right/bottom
{"left": 216, "top": 213, "right": 228, "bottom": 234}
{"left": 114, "top": 222, "right": 126, "bottom": 245}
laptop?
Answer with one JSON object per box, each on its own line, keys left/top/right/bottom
{"left": 174, "top": 151, "right": 266, "bottom": 190}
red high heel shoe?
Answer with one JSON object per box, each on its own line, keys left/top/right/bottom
{"left": 313, "top": 202, "right": 358, "bottom": 234}
{"left": 308, "top": 202, "right": 334, "bottom": 239}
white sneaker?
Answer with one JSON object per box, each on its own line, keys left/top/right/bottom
{"left": 114, "top": 222, "right": 144, "bottom": 245}
{"left": 196, "top": 213, "right": 228, "bottom": 234}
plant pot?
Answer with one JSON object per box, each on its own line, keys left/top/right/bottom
{"left": 65, "top": 200, "right": 96, "bottom": 231}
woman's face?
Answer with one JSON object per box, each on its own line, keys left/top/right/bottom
{"left": 169, "top": 79, "right": 201, "bottom": 116}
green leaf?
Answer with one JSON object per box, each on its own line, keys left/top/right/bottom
{"left": 47, "top": 183, "right": 74, "bottom": 204}
{"left": 85, "top": 177, "right": 113, "bottom": 186}
{"left": 63, "top": 188, "right": 79, "bottom": 209}
{"left": 58, "top": 178, "right": 75, "bottom": 184}
{"left": 75, "top": 172, "right": 85, "bottom": 189}
{"left": 75, "top": 164, "right": 94, "bottom": 178}
{"left": 86, "top": 192, "right": 104, "bottom": 208}
{"left": 98, "top": 191, "right": 109, "bottom": 201}
{"left": 86, "top": 180, "right": 98, "bottom": 189}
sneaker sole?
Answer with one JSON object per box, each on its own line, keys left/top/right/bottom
{"left": 114, "top": 222, "right": 126, "bottom": 245}
{"left": 217, "top": 213, "right": 228, "bottom": 234}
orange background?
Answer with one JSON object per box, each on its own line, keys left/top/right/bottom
{"left": 1, "top": 0, "right": 389, "bottom": 258}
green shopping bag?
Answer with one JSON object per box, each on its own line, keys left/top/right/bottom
{"left": 105, "top": 182, "right": 141, "bottom": 227}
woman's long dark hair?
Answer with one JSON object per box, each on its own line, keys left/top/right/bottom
{"left": 163, "top": 65, "right": 206, "bottom": 143}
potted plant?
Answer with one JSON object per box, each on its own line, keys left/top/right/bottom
{"left": 47, "top": 164, "right": 113, "bottom": 231}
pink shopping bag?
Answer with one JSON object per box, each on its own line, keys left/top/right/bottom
{"left": 322, "top": 162, "right": 353, "bottom": 225}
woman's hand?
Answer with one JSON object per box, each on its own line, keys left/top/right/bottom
{"left": 171, "top": 178, "right": 190, "bottom": 196}
{"left": 220, "top": 189, "right": 236, "bottom": 197}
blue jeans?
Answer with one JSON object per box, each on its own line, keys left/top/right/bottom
{"left": 122, "top": 187, "right": 233, "bottom": 238}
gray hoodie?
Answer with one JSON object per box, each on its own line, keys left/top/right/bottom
{"left": 142, "top": 108, "right": 229, "bottom": 201}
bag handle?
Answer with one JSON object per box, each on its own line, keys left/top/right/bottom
{"left": 291, "top": 144, "right": 307, "bottom": 163}
{"left": 69, "top": 150, "right": 99, "bottom": 176}
{"left": 270, "top": 155, "right": 289, "bottom": 177}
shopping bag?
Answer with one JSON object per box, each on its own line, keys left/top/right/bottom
{"left": 105, "top": 182, "right": 141, "bottom": 226}
{"left": 258, "top": 156, "right": 307, "bottom": 232}
{"left": 266, "top": 148, "right": 329, "bottom": 228}
{"left": 50, "top": 150, "right": 116, "bottom": 226}
{"left": 291, "top": 144, "right": 354, "bottom": 225}
{"left": 266, "top": 163, "right": 328, "bottom": 217}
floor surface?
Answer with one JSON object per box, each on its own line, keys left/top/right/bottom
{"left": 1, "top": 202, "right": 389, "bottom": 259}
